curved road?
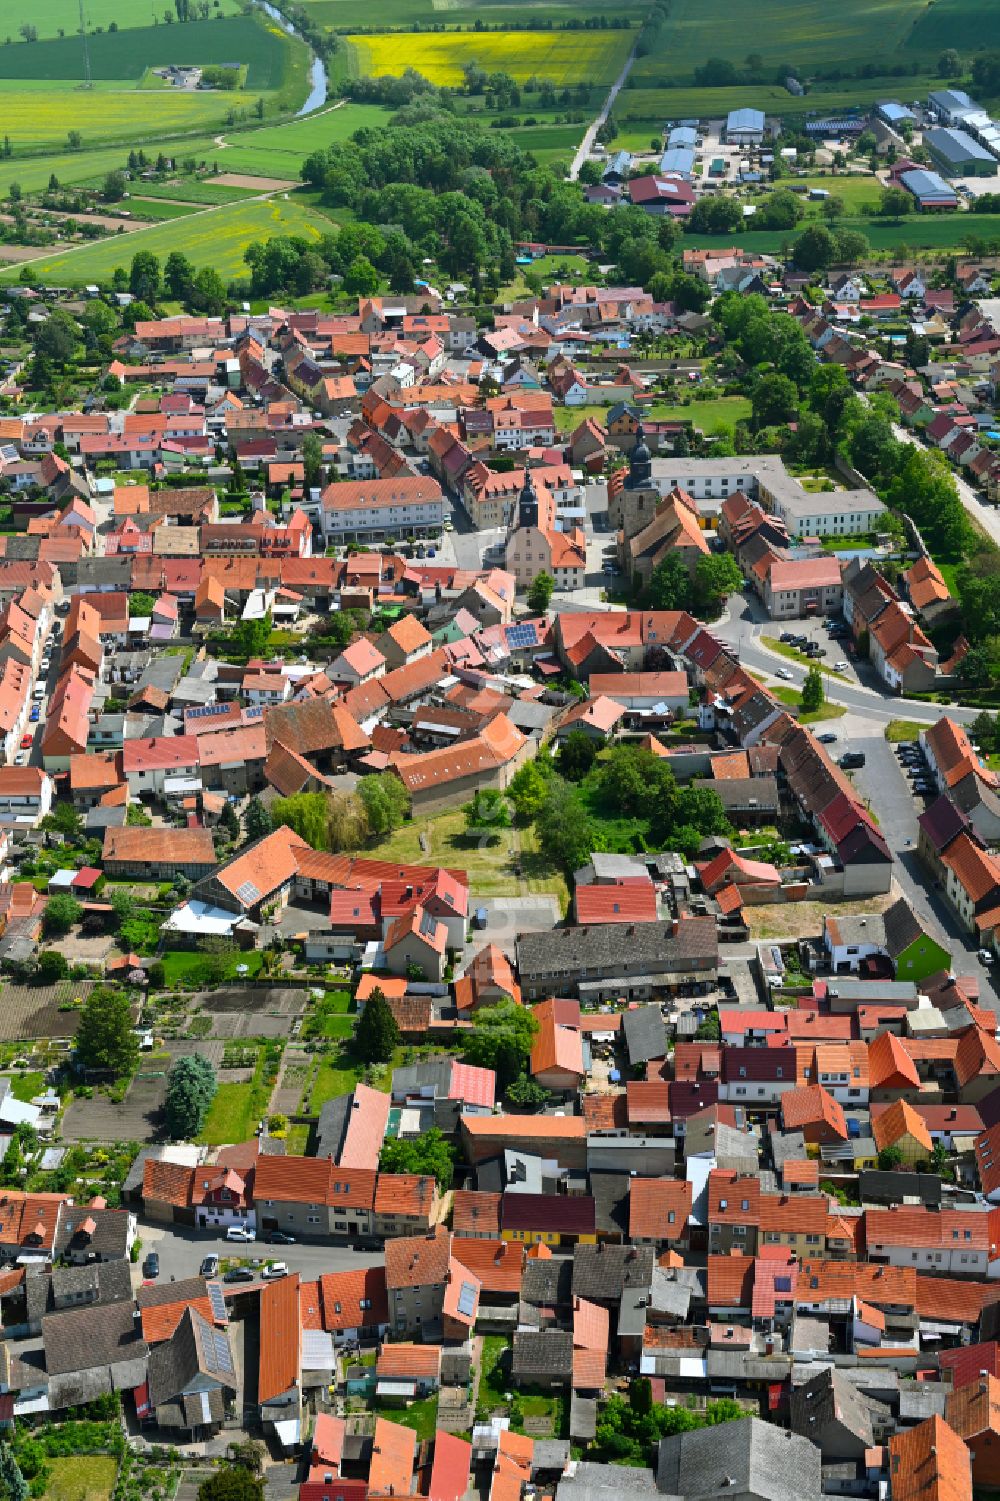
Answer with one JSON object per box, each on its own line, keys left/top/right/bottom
{"left": 569, "top": 47, "right": 637, "bottom": 181}
{"left": 716, "top": 592, "right": 980, "bottom": 726}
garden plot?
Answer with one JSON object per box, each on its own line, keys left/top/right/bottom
{"left": 0, "top": 980, "right": 94, "bottom": 1041}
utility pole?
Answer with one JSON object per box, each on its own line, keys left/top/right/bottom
{"left": 78, "top": 0, "right": 92, "bottom": 89}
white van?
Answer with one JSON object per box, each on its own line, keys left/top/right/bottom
{"left": 225, "top": 1224, "right": 255, "bottom": 1242}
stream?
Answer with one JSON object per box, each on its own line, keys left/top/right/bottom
{"left": 258, "top": 0, "right": 329, "bottom": 116}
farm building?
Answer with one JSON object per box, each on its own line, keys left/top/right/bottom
{"left": 924, "top": 126, "right": 997, "bottom": 177}
{"left": 659, "top": 147, "right": 695, "bottom": 179}
{"left": 602, "top": 151, "right": 632, "bottom": 186}
{"left": 725, "top": 108, "right": 765, "bottom": 145}
{"left": 900, "top": 168, "right": 959, "bottom": 211}
{"left": 927, "top": 89, "right": 979, "bottom": 126}
{"left": 876, "top": 101, "right": 916, "bottom": 128}
{"left": 627, "top": 175, "right": 696, "bottom": 217}
{"left": 667, "top": 125, "right": 698, "bottom": 149}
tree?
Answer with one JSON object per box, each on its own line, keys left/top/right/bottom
{"left": 42, "top": 893, "right": 81, "bottom": 938}
{"left": 505, "top": 1073, "right": 550, "bottom": 1107}
{"left": 165, "top": 1054, "right": 217, "bottom": 1138}
{"left": 649, "top": 551, "right": 692, "bottom": 611}
{"left": 751, "top": 371, "right": 798, "bottom": 431}
{"left": 693, "top": 554, "right": 743, "bottom": 618}
{"left": 75, "top": 987, "right": 138, "bottom": 1078}
{"left": 33, "top": 309, "right": 79, "bottom": 368}
{"left": 938, "top": 47, "right": 962, "bottom": 75}
{"left": 464, "top": 788, "right": 511, "bottom": 837}
{"left": 244, "top": 796, "right": 273, "bottom": 844}
{"left": 272, "top": 792, "right": 330, "bottom": 851}
{"left": 879, "top": 186, "right": 912, "bottom": 220}
{"left": 536, "top": 776, "right": 596, "bottom": 873}
{"left": 102, "top": 169, "right": 127, "bottom": 202}
{"left": 36, "top": 950, "right": 69, "bottom": 984}
{"left": 0, "top": 1444, "right": 29, "bottom": 1501}
{"left": 233, "top": 611, "right": 271, "bottom": 660}
{"left": 302, "top": 431, "right": 325, "bottom": 492}
{"left": 527, "top": 571, "right": 554, "bottom": 613}
{"left": 800, "top": 665, "right": 824, "bottom": 714}
{"left": 357, "top": 773, "right": 409, "bottom": 836}
{"left": 557, "top": 730, "right": 598, "bottom": 782}
{"left": 343, "top": 255, "right": 379, "bottom": 297}
{"left": 462, "top": 999, "right": 537, "bottom": 1093}
{"left": 198, "top": 1469, "right": 264, "bottom": 1501}
{"left": 792, "top": 224, "right": 837, "bottom": 272}
{"left": 164, "top": 250, "right": 195, "bottom": 302}
{"left": 129, "top": 592, "right": 156, "bottom": 617}
{"left": 129, "top": 250, "right": 160, "bottom": 303}
{"left": 379, "top": 1126, "right": 456, "bottom": 1188}
{"left": 507, "top": 760, "right": 549, "bottom": 823}
{"left": 878, "top": 1144, "right": 903, "bottom": 1171}
{"left": 354, "top": 986, "right": 400, "bottom": 1065}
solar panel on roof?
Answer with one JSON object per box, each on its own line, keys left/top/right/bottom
{"left": 419, "top": 909, "right": 437, "bottom": 938}
{"left": 236, "top": 880, "right": 261, "bottom": 904}
{"left": 206, "top": 1280, "right": 228, "bottom": 1324}
{"left": 188, "top": 703, "right": 229, "bottom": 720}
{"left": 457, "top": 1281, "right": 477, "bottom": 1317}
{"left": 212, "top": 1330, "right": 234, "bottom": 1375}
{"left": 506, "top": 623, "right": 537, "bottom": 648}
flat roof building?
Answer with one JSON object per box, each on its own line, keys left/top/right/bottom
{"left": 900, "top": 167, "right": 960, "bottom": 209}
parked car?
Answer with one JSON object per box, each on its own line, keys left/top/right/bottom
{"left": 19, "top": 734, "right": 31, "bottom": 749}
{"left": 776, "top": 667, "right": 794, "bottom": 680}
{"left": 833, "top": 661, "right": 849, "bottom": 672}
{"left": 980, "top": 949, "right": 994, "bottom": 965}
{"left": 839, "top": 752, "right": 866, "bottom": 769}
{"left": 266, "top": 1231, "right": 296, "bottom": 1245}
{"left": 29, "top": 708, "right": 39, "bottom": 723}
{"left": 14, "top": 753, "right": 27, "bottom": 766}
{"left": 225, "top": 1225, "right": 255, "bottom": 1242}
{"left": 200, "top": 1254, "right": 220, "bottom": 1278}
{"left": 143, "top": 1252, "right": 159, "bottom": 1279}
{"left": 223, "top": 1267, "right": 255, "bottom": 1283}
{"left": 262, "top": 1262, "right": 288, "bottom": 1280}
{"left": 817, "top": 732, "right": 838, "bottom": 744}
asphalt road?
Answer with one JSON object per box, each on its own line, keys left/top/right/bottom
{"left": 716, "top": 592, "right": 981, "bottom": 726}
{"left": 136, "top": 1220, "right": 385, "bottom": 1287}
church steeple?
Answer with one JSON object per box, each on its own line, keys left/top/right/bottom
{"left": 518, "top": 468, "right": 539, "bottom": 529}
{"left": 627, "top": 420, "right": 652, "bottom": 490}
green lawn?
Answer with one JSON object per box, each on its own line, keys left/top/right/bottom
{"left": 375, "top": 1396, "right": 439, "bottom": 1440}
{"left": 479, "top": 1335, "right": 511, "bottom": 1413}
{"left": 770, "top": 686, "right": 849, "bottom": 724}
{"left": 9, "top": 1071, "right": 45, "bottom": 1102}
{"left": 554, "top": 395, "right": 749, "bottom": 436}
{"left": 199, "top": 1046, "right": 274, "bottom": 1145}
{"left": 43, "top": 1456, "right": 117, "bottom": 1501}
{"left": 308, "top": 1055, "right": 364, "bottom": 1112}
{"left": 349, "top": 808, "right": 567, "bottom": 904}
{"left": 885, "top": 719, "right": 926, "bottom": 743}
{"left": 303, "top": 989, "right": 354, "bottom": 1040}
{"left": 158, "top": 949, "right": 263, "bottom": 988}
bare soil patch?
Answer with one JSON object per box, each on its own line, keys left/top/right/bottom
{"left": 0, "top": 980, "right": 94, "bottom": 1041}
{"left": 208, "top": 172, "right": 297, "bottom": 191}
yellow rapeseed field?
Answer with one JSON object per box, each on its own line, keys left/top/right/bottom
{"left": 346, "top": 29, "right": 630, "bottom": 86}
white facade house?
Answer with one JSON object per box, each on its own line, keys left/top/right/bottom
{"left": 320, "top": 476, "right": 445, "bottom": 543}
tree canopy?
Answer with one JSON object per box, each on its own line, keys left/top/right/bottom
{"left": 165, "top": 1054, "right": 218, "bottom": 1139}
{"left": 75, "top": 987, "right": 138, "bottom": 1078}
{"left": 461, "top": 1000, "right": 538, "bottom": 1093}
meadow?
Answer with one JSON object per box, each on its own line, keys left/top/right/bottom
{"left": 682, "top": 211, "right": 1000, "bottom": 255}
{"left": 3, "top": 0, "right": 243, "bottom": 41}
{"left": 302, "top": 0, "right": 646, "bottom": 30}
{"left": 0, "top": 82, "right": 246, "bottom": 150}
{"left": 2, "top": 195, "right": 336, "bottom": 283}
{"left": 134, "top": 178, "right": 265, "bottom": 204}
{"left": 346, "top": 28, "right": 632, "bottom": 86}
{"left": 635, "top": 0, "right": 927, "bottom": 77}
{"left": 618, "top": 75, "right": 942, "bottom": 130}
{"left": 0, "top": 16, "right": 290, "bottom": 87}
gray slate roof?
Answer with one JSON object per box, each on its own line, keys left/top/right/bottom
{"left": 512, "top": 1329, "right": 573, "bottom": 1380}
{"left": 623, "top": 1004, "right": 667, "bottom": 1065}
{"left": 656, "top": 1418, "right": 821, "bottom": 1501}
{"left": 572, "top": 1243, "right": 654, "bottom": 1301}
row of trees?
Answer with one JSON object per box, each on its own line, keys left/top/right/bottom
{"left": 269, "top": 776, "right": 411, "bottom": 852}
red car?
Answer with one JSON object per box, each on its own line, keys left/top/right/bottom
{"left": 19, "top": 733, "right": 32, "bottom": 749}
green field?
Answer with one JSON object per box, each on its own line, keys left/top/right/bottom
{"left": 347, "top": 28, "right": 632, "bottom": 85}
{"left": 554, "top": 395, "right": 750, "bottom": 434}
{"left": 0, "top": 82, "right": 249, "bottom": 150}
{"left": 637, "top": 0, "right": 926, "bottom": 78}
{"left": 135, "top": 177, "right": 267, "bottom": 203}
{"left": 303, "top": 0, "right": 646, "bottom": 29}
{"left": 902, "top": 0, "right": 1000, "bottom": 56}
{"left": 681, "top": 212, "right": 1000, "bottom": 256}
{"left": 2, "top": 0, "right": 243, "bottom": 42}
{"left": 126, "top": 197, "right": 201, "bottom": 220}
{"left": 0, "top": 16, "right": 292, "bottom": 88}
{"left": 3, "top": 195, "right": 336, "bottom": 282}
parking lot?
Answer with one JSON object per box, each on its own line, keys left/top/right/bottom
{"left": 772, "top": 613, "right": 858, "bottom": 682}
